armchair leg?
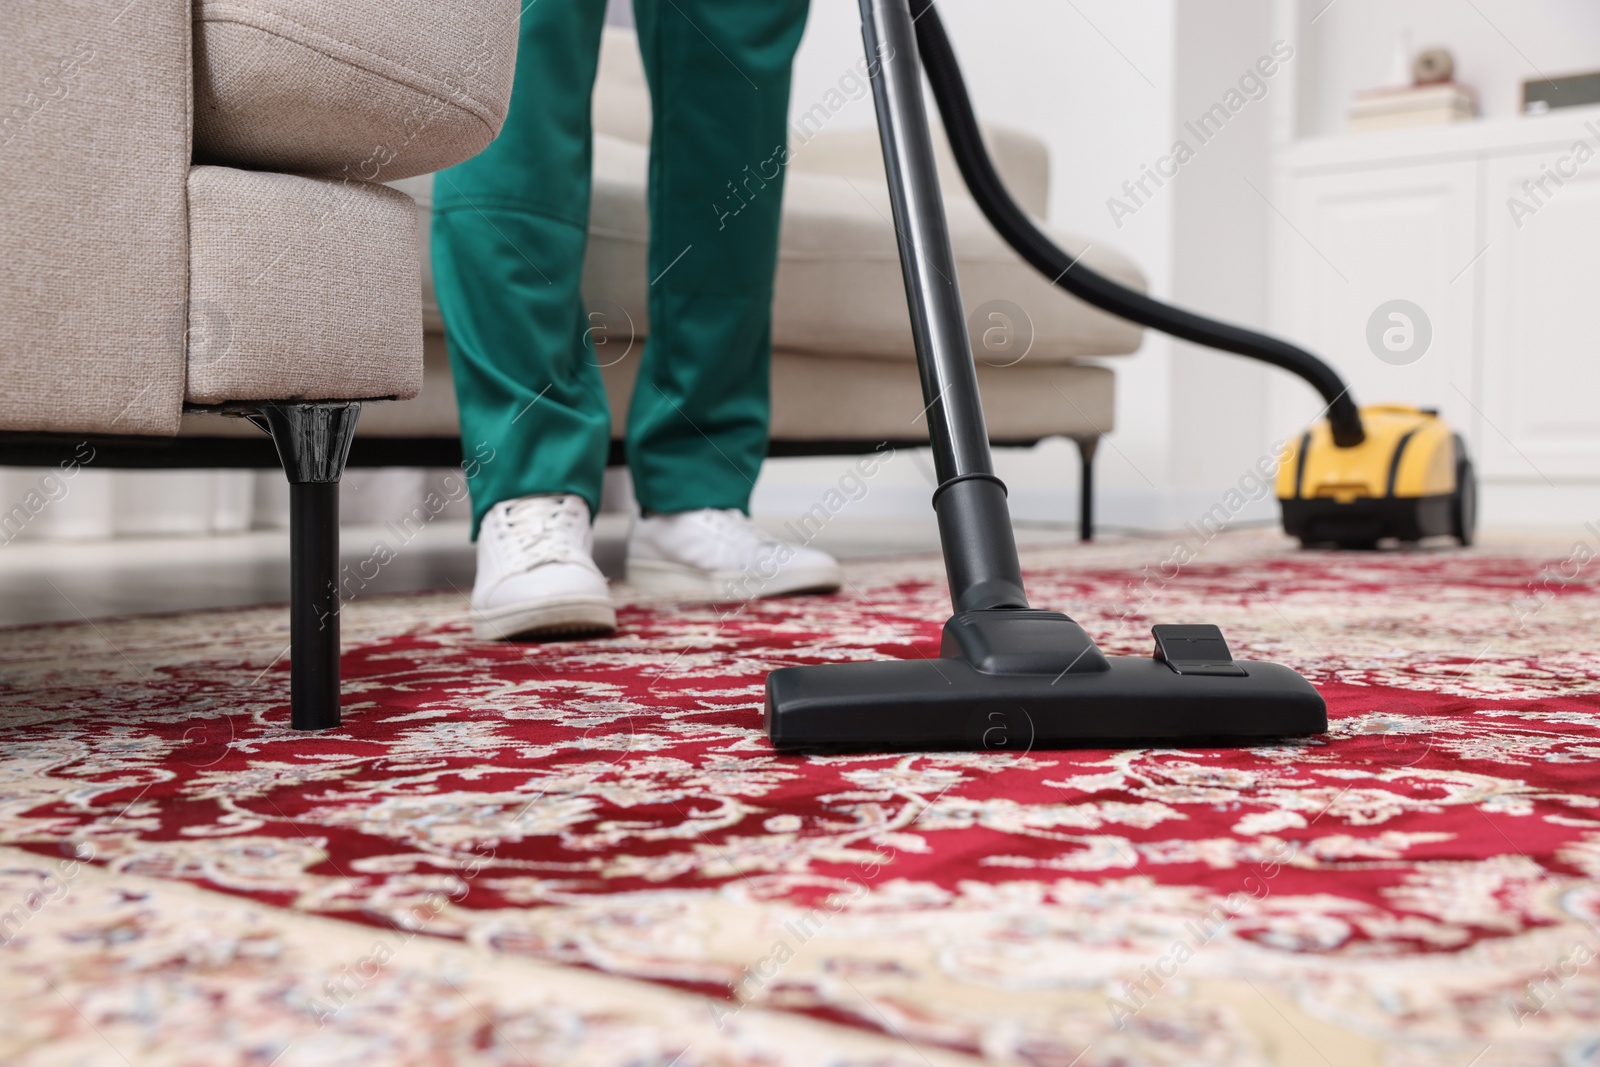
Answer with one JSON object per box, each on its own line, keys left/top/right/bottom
{"left": 249, "top": 402, "right": 362, "bottom": 730}
{"left": 1071, "top": 435, "right": 1098, "bottom": 543}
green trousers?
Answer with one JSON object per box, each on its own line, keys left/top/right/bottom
{"left": 432, "top": 0, "right": 809, "bottom": 536}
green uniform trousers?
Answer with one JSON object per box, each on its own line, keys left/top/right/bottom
{"left": 431, "top": 0, "right": 809, "bottom": 536}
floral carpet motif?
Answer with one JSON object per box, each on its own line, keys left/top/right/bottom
{"left": 4, "top": 531, "right": 1600, "bottom": 1065}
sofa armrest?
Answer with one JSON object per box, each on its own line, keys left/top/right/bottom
{"left": 788, "top": 121, "right": 1051, "bottom": 220}
{"left": 0, "top": 0, "right": 192, "bottom": 436}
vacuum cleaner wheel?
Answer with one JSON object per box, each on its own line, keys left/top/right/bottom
{"left": 1452, "top": 434, "right": 1477, "bottom": 547}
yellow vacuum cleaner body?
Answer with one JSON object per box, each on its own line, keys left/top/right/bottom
{"left": 1277, "top": 405, "right": 1476, "bottom": 548}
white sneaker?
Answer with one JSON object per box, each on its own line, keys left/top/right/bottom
{"left": 470, "top": 494, "right": 616, "bottom": 639}
{"left": 627, "top": 508, "right": 843, "bottom": 600}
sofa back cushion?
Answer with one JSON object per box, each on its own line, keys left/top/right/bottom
{"left": 593, "top": 26, "right": 652, "bottom": 146}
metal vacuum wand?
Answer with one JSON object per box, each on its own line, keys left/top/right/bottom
{"left": 858, "top": 0, "right": 1028, "bottom": 613}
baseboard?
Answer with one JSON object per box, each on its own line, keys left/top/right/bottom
{"left": 748, "top": 478, "right": 1281, "bottom": 535}
{"left": 750, "top": 474, "right": 1597, "bottom": 538}
{"left": 1480, "top": 481, "right": 1600, "bottom": 535}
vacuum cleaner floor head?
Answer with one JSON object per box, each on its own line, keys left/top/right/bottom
{"left": 767, "top": 611, "right": 1327, "bottom": 752}
{"left": 1278, "top": 405, "right": 1476, "bottom": 549}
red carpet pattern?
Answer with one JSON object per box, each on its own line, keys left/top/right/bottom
{"left": 4, "top": 532, "right": 1600, "bottom": 1065}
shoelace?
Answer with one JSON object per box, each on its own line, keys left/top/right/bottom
{"left": 500, "top": 495, "right": 593, "bottom": 570}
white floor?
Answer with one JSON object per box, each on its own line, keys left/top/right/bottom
{"left": 1, "top": 511, "right": 1571, "bottom": 629}
{"left": 0, "top": 515, "right": 1097, "bottom": 627}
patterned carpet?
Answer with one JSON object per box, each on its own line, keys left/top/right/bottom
{"left": 3, "top": 530, "right": 1600, "bottom": 1066}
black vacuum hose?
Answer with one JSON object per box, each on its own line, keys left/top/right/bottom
{"left": 907, "top": 0, "right": 1366, "bottom": 448}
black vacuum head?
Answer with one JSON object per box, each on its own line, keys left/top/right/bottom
{"left": 766, "top": 611, "right": 1326, "bottom": 752}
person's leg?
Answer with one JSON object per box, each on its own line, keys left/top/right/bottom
{"left": 622, "top": 0, "right": 840, "bottom": 602}
{"left": 431, "top": 0, "right": 611, "bottom": 536}
{"left": 432, "top": 0, "right": 618, "bottom": 639}
{"left": 625, "top": 0, "right": 810, "bottom": 514}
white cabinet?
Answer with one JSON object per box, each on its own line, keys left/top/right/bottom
{"left": 1270, "top": 108, "right": 1600, "bottom": 520}
{"left": 1481, "top": 153, "right": 1600, "bottom": 481}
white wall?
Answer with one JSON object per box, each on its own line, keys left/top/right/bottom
{"left": 1165, "top": 0, "right": 1283, "bottom": 522}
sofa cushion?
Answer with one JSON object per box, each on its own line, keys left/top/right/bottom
{"left": 773, "top": 166, "right": 1144, "bottom": 363}
{"left": 192, "top": 334, "right": 1114, "bottom": 443}
{"left": 571, "top": 135, "right": 1144, "bottom": 365}
{"left": 593, "top": 26, "right": 652, "bottom": 147}
{"left": 778, "top": 351, "right": 1115, "bottom": 440}
{"left": 186, "top": 166, "right": 423, "bottom": 405}
{"left": 387, "top": 175, "right": 443, "bottom": 333}
{"left": 606, "top": 350, "right": 1116, "bottom": 442}
{"left": 193, "top": 0, "right": 518, "bottom": 181}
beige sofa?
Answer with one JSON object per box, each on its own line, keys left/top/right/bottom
{"left": 1, "top": 0, "right": 521, "bottom": 729}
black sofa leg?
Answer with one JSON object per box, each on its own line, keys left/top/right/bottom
{"left": 248, "top": 402, "right": 362, "bottom": 730}
{"left": 1071, "top": 435, "right": 1098, "bottom": 543}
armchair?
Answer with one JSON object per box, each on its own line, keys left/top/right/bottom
{"left": 0, "top": 0, "right": 521, "bottom": 728}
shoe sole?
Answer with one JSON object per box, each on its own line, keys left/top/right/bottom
{"left": 626, "top": 558, "right": 843, "bottom": 600}
{"left": 471, "top": 596, "right": 617, "bottom": 640}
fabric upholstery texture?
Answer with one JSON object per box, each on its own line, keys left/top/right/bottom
{"left": 0, "top": 0, "right": 191, "bottom": 435}
{"left": 193, "top": 0, "right": 518, "bottom": 181}
{"left": 185, "top": 166, "right": 424, "bottom": 405}
{"left": 772, "top": 166, "right": 1143, "bottom": 363}
{"left": 387, "top": 175, "right": 443, "bottom": 333}
{"left": 765, "top": 352, "right": 1113, "bottom": 440}
{"left": 590, "top": 26, "right": 653, "bottom": 147}
{"left": 607, "top": 349, "right": 1115, "bottom": 443}
{"left": 180, "top": 331, "right": 451, "bottom": 437}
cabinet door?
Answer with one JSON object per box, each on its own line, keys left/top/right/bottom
{"left": 1481, "top": 152, "right": 1600, "bottom": 481}
{"left": 1267, "top": 160, "right": 1481, "bottom": 453}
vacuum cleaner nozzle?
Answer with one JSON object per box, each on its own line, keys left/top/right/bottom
{"left": 766, "top": 612, "right": 1327, "bottom": 751}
